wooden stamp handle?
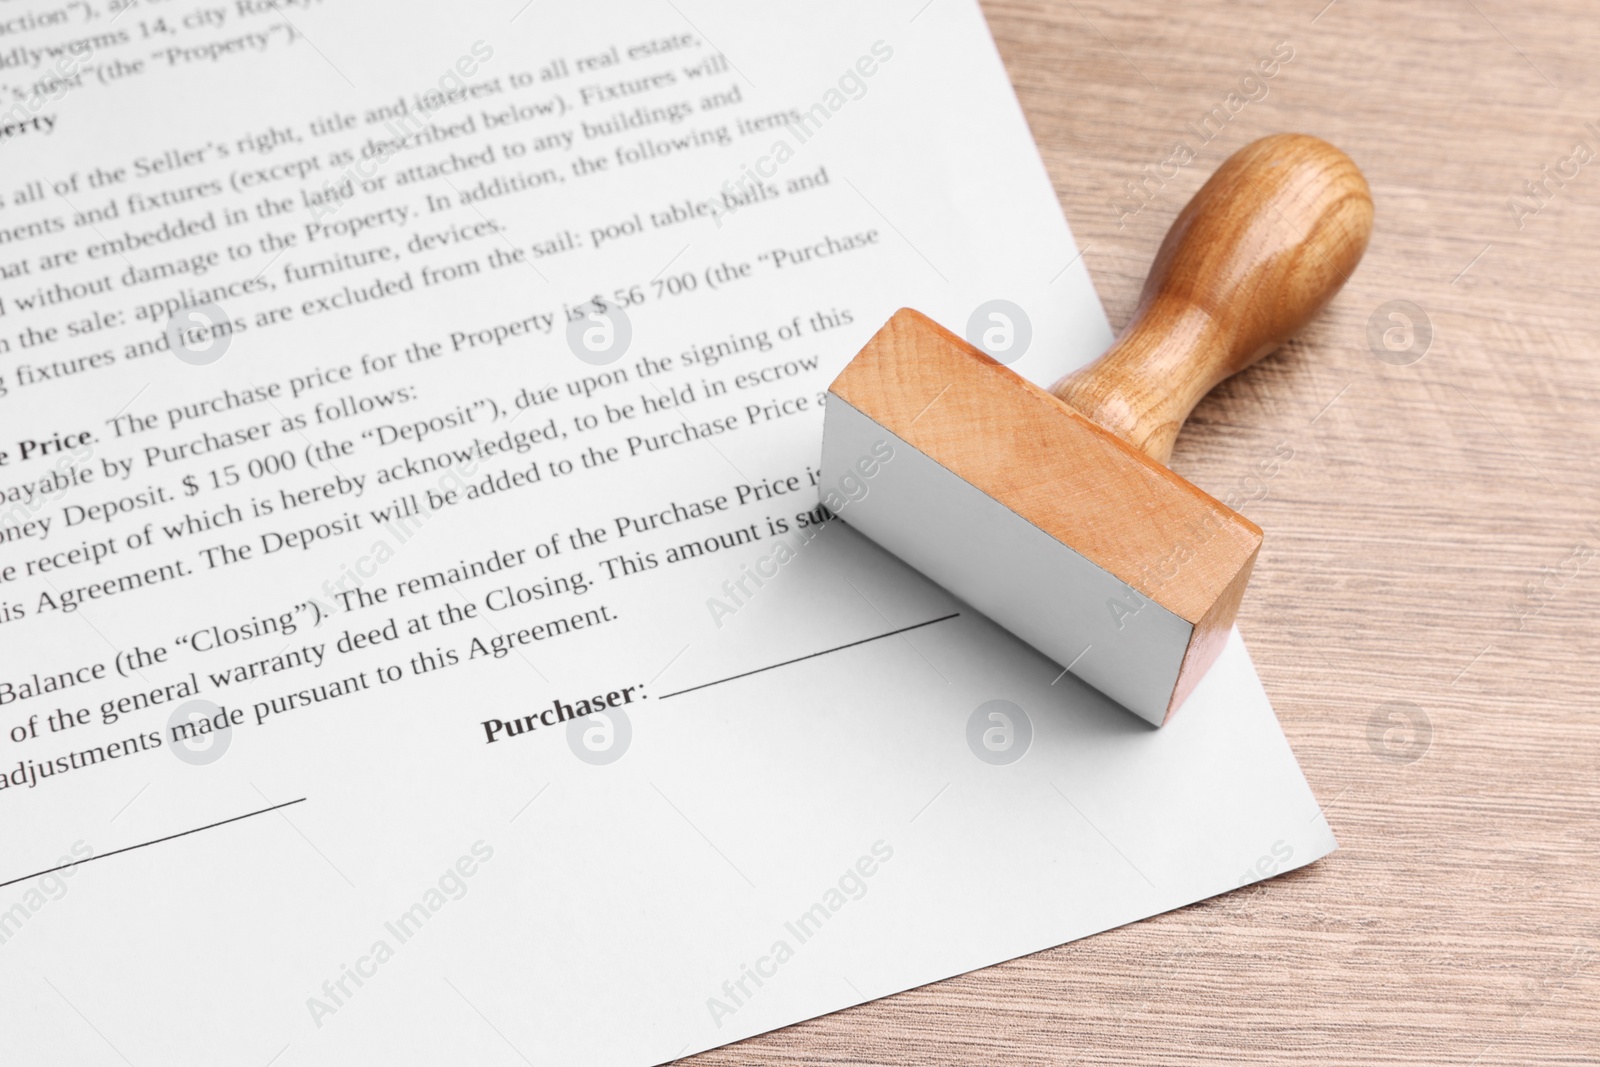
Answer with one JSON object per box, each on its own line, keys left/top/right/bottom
{"left": 1050, "top": 133, "right": 1373, "bottom": 465}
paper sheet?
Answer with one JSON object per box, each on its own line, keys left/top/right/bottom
{"left": 0, "top": 1, "right": 1334, "bottom": 1062}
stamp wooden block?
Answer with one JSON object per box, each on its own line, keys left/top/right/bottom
{"left": 823, "top": 134, "right": 1373, "bottom": 724}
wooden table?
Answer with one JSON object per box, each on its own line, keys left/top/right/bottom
{"left": 694, "top": 1, "right": 1600, "bottom": 1062}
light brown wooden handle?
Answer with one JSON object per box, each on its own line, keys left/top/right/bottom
{"left": 1050, "top": 133, "right": 1373, "bottom": 465}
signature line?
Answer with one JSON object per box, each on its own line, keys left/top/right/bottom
{"left": 657, "top": 614, "right": 961, "bottom": 700}
{"left": 0, "top": 798, "right": 307, "bottom": 889}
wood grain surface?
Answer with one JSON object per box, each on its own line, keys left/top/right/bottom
{"left": 690, "top": 1, "right": 1600, "bottom": 1063}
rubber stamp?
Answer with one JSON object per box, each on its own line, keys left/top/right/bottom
{"left": 822, "top": 134, "right": 1373, "bottom": 724}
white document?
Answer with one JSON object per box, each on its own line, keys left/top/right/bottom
{"left": 0, "top": 1, "right": 1334, "bottom": 1063}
